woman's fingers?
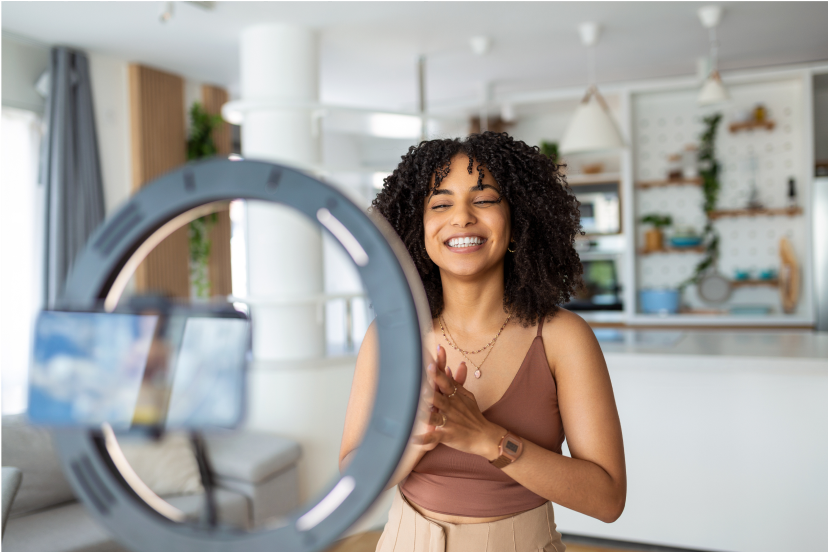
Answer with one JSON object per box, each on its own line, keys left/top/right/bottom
{"left": 427, "top": 363, "right": 459, "bottom": 396}
{"left": 410, "top": 430, "right": 441, "bottom": 448}
{"left": 431, "top": 390, "right": 448, "bottom": 411}
{"left": 427, "top": 410, "right": 446, "bottom": 427}
{"left": 454, "top": 362, "right": 468, "bottom": 385}
{"left": 436, "top": 344, "right": 447, "bottom": 373}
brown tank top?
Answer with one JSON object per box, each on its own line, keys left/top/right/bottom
{"left": 401, "top": 318, "right": 565, "bottom": 517}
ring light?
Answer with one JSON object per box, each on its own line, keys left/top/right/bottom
{"left": 51, "top": 158, "right": 427, "bottom": 552}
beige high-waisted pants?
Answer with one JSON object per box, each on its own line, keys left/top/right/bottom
{"left": 375, "top": 489, "right": 566, "bottom": 552}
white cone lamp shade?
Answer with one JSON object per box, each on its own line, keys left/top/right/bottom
{"left": 560, "top": 86, "right": 626, "bottom": 154}
{"left": 698, "top": 70, "right": 729, "bottom": 105}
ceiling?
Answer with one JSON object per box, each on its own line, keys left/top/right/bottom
{"left": 3, "top": 1, "right": 827, "bottom": 113}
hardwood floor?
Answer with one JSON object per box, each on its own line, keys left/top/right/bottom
{"left": 565, "top": 545, "right": 636, "bottom": 552}
{"left": 325, "top": 531, "right": 382, "bottom": 552}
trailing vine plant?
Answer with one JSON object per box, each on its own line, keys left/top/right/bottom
{"left": 679, "top": 112, "right": 723, "bottom": 291}
{"left": 186, "top": 102, "right": 224, "bottom": 298}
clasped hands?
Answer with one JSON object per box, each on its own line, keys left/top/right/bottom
{"left": 411, "top": 345, "right": 504, "bottom": 462}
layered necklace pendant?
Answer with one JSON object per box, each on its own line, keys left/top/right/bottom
{"left": 439, "top": 314, "right": 511, "bottom": 379}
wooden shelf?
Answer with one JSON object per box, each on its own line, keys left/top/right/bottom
{"left": 639, "top": 246, "right": 705, "bottom": 255}
{"left": 729, "top": 120, "right": 775, "bottom": 133}
{"left": 566, "top": 172, "right": 621, "bottom": 186}
{"left": 636, "top": 177, "right": 702, "bottom": 189}
{"left": 731, "top": 279, "right": 779, "bottom": 288}
{"left": 708, "top": 206, "right": 802, "bottom": 220}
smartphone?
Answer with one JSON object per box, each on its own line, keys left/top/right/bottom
{"left": 28, "top": 306, "right": 250, "bottom": 431}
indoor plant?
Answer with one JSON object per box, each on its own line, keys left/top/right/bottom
{"left": 640, "top": 213, "right": 672, "bottom": 252}
{"left": 186, "top": 102, "right": 224, "bottom": 299}
{"left": 679, "top": 112, "right": 723, "bottom": 291}
{"left": 539, "top": 140, "right": 559, "bottom": 163}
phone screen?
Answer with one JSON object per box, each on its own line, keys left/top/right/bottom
{"left": 28, "top": 309, "right": 249, "bottom": 430}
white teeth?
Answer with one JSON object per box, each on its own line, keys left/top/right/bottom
{"left": 447, "top": 237, "right": 484, "bottom": 248}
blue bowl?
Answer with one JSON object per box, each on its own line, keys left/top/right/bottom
{"left": 670, "top": 236, "right": 703, "bottom": 248}
{"left": 640, "top": 289, "right": 680, "bottom": 315}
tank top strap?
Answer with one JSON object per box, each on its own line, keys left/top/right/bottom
{"left": 537, "top": 316, "right": 545, "bottom": 337}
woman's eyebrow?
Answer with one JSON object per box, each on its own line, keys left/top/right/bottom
{"left": 430, "top": 188, "right": 453, "bottom": 197}
{"left": 469, "top": 184, "right": 500, "bottom": 192}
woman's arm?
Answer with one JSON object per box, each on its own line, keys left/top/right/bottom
{"left": 339, "top": 321, "right": 380, "bottom": 472}
{"left": 339, "top": 323, "right": 454, "bottom": 490}
{"left": 420, "top": 310, "right": 626, "bottom": 523}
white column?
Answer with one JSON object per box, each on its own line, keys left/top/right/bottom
{"left": 240, "top": 24, "right": 324, "bottom": 360}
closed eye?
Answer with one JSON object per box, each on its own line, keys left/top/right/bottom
{"left": 473, "top": 198, "right": 503, "bottom": 206}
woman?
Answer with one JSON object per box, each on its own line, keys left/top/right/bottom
{"left": 339, "top": 132, "right": 626, "bottom": 552}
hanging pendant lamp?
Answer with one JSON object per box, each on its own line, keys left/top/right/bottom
{"left": 697, "top": 5, "right": 729, "bottom": 105}
{"left": 560, "top": 22, "right": 625, "bottom": 154}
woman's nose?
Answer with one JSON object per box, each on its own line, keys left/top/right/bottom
{"left": 451, "top": 203, "right": 476, "bottom": 227}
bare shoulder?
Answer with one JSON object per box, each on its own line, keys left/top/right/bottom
{"left": 540, "top": 308, "right": 604, "bottom": 378}
{"left": 542, "top": 307, "right": 594, "bottom": 337}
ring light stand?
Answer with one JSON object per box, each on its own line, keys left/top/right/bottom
{"left": 52, "top": 158, "right": 426, "bottom": 552}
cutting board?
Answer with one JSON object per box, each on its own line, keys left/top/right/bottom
{"left": 779, "top": 237, "right": 800, "bottom": 313}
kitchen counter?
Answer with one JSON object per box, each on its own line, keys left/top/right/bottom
{"left": 593, "top": 328, "right": 828, "bottom": 359}
{"left": 555, "top": 328, "right": 828, "bottom": 552}
{"left": 577, "top": 310, "right": 816, "bottom": 327}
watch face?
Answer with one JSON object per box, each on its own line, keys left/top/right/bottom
{"left": 505, "top": 440, "right": 520, "bottom": 454}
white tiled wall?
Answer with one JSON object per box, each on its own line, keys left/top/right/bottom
{"left": 632, "top": 78, "right": 811, "bottom": 315}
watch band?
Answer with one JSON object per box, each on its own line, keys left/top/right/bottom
{"left": 490, "top": 455, "right": 513, "bottom": 469}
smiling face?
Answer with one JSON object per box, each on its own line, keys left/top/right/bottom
{"left": 423, "top": 154, "right": 511, "bottom": 279}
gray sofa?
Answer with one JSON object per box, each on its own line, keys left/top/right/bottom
{"left": 2, "top": 414, "right": 302, "bottom": 552}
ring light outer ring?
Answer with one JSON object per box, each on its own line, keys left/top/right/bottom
{"left": 52, "top": 158, "right": 425, "bottom": 552}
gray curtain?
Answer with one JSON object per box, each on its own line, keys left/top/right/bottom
{"left": 40, "top": 47, "right": 105, "bottom": 307}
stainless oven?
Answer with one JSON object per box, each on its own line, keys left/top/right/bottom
{"left": 572, "top": 182, "right": 621, "bottom": 235}
{"left": 565, "top": 180, "right": 624, "bottom": 311}
{"left": 565, "top": 252, "right": 624, "bottom": 312}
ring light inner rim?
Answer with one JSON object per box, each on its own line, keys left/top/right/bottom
{"left": 103, "top": 201, "right": 230, "bottom": 312}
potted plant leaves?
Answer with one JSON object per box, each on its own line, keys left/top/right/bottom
{"left": 186, "top": 102, "right": 224, "bottom": 299}
{"left": 539, "top": 141, "right": 559, "bottom": 163}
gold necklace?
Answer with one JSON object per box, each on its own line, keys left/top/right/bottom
{"left": 440, "top": 315, "right": 511, "bottom": 379}
{"left": 439, "top": 314, "right": 511, "bottom": 355}
{"left": 456, "top": 344, "right": 496, "bottom": 380}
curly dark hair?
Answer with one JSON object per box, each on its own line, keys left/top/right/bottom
{"left": 371, "top": 131, "right": 583, "bottom": 327}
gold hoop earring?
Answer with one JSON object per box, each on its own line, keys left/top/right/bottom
{"left": 507, "top": 240, "right": 516, "bottom": 253}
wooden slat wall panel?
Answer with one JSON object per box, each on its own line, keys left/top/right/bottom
{"left": 202, "top": 85, "right": 231, "bottom": 155}
{"left": 202, "top": 85, "right": 233, "bottom": 297}
{"left": 129, "top": 65, "right": 190, "bottom": 298}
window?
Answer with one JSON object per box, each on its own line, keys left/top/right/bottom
{"left": 1, "top": 107, "right": 44, "bottom": 414}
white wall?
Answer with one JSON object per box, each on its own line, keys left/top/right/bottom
{"left": 87, "top": 52, "right": 132, "bottom": 215}
{"left": 1, "top": 34, "right": 134, "bottom": 216}
{"left": 1, "top": 33, "right": 49, "bottom": 113}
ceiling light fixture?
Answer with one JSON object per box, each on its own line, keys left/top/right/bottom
{"left": 697, "top": 5, "right": 729, "bottom": 105}
{"left": 469, "top": 36, "right": 492, "bottom": 56}
{"left": 159, "top": 1, "right": 174, "bottom": 23}
{"left": 559, "top": 22, "right": 626, "bottom": 155}
{"left": 159, "top": 1, "right": 214, "bottom": 23}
